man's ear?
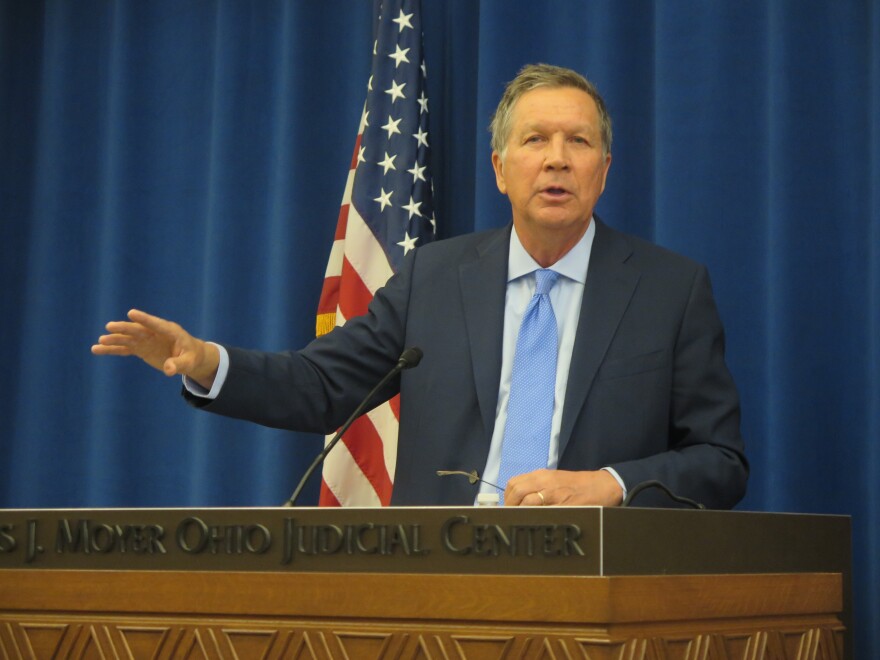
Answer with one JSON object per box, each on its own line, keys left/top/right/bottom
{"left": 599, "top": 151, "right": 612, "bottom": 194}
{"left": 491, "top": 151, "right": 507, "bottom": 194}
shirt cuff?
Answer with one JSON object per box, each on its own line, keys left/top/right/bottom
{"left": 601, "top": 466, "right": 627, "bottom": 502}
{"left": 182, "top": 343, "right": 229, "bottom": 400}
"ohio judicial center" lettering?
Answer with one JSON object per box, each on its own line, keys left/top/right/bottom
{"left": 2, "top": 515, "right": 585, "bottom": 565}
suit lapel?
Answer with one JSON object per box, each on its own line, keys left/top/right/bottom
{"left": 559, "top": 220, "right": 640, "bottom": 458}
{"left": 459, "top": 226, "right": 510, "bottom": 444}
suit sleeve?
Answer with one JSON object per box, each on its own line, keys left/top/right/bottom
{"left": 181, "top": 250, "right": 417, "bottom": 434}
{"left": 608, "top": 266, "right": 749, "bottom": 509}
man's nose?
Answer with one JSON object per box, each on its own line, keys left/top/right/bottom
{"left": 543, "top": 136, "right": 569, "bottom": 169}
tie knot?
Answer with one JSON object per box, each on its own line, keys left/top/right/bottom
{"left": 534, "top": 269, "right": 559, "bottom": 296}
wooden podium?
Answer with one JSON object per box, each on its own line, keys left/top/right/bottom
{"left": 0, "top": 507, "right": 850, "bottom": 659}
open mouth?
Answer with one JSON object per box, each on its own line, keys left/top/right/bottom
{"left": 541, "top": 186, "right": 570, "bottom": 198}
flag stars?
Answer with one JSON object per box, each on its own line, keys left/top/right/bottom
{"left": 385, "top": 80, "right": 406, "bottom": 102}
{"left": 392, "top": 9, "right": 414, "bottom": 32}
{"left": 374, "top": 188, "right": 393, "bottom": 211}
{"left": 382, "top": 115, "right": 402, "bottom": 139}
{"left": 378, "top": 152, "right": 397, "bottom": 174}
{"left": 407, "top": 162, "right": 426, "bottom": 183}
{"left": 402, "top": 195, "right": 422, "bottom": 219}
{"left": 397, "top": 231, "right": 418, "bottom": 254}
{"left": 357, "top": 145, "right": 367, "bottom": 165}
{"left": 413, "top": 126, "right": 429, "bottom": 148}
{"left": 388, "top": 44, "right": 411, "bottom": 68}
{"left": 417, "top": 91, "right": 429, "bottom": 114}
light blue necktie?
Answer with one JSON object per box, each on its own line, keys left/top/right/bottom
{"left": 498, "top": 268, "right": 560, "bottom": 503}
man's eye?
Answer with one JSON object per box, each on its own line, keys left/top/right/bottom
{"left": 525, "top": 135, "right": 544, "bottom": 144}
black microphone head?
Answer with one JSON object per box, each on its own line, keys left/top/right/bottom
{"left": 398, "top": 346, "right": 423, "bottom": 369}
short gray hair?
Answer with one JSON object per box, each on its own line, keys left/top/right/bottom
{"left": 489, "top": 63, "right": 612, "bottom": 158}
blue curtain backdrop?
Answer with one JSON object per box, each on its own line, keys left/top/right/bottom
{"left": 1, "top": 0, "right": 878, "bottom": 654}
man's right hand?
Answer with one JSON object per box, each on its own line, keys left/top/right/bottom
{"left": 91, "top": 309, "right": 220, "bottom": 391}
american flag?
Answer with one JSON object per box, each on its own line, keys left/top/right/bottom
{"left": 315, "top": 0, "right": 436, "bottom": 507}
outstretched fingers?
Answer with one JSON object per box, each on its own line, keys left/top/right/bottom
{"left": 92, "top": 309, "right": 187, "bottom": 374}
{"left": 127, "top": 309, "right": 184, "bottom": 338}
{"left": 90, "top": 342, "right": 135, "bottom": 356}
{"left": 91, "top": 309, "right": 217, "bottom": 386}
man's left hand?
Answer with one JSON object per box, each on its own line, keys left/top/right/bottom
{"left": 504, "top": 469, "right": 624, "bottom": 507}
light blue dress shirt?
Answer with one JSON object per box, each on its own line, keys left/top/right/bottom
{"left": 478, "top": 220, "right": 626, "bottom": 500}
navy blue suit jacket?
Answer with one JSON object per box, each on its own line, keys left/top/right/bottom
{"left": 189, "top": 219, "right": 748, "bottom": 508}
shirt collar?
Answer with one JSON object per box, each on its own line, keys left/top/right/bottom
{"left": 508, "top": 218, "right": 596, "bottom": 284}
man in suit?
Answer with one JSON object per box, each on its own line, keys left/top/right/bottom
{"left": 93, "top": 64, "right": 748, "bottom": 509}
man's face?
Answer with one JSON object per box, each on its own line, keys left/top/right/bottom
{"left": 492, "top": 86, "right": 611, "bottom": 254}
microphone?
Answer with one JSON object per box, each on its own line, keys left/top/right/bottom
{"left": 282, "top": 347, "right": 423, "bottom": 507}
